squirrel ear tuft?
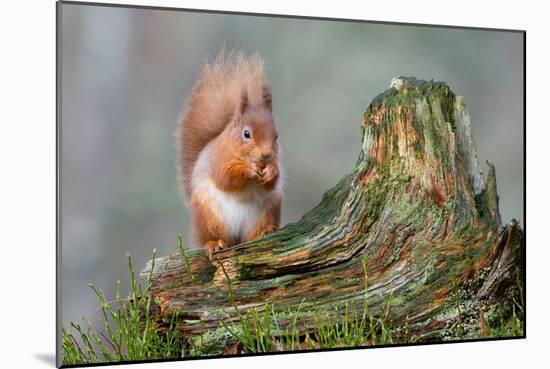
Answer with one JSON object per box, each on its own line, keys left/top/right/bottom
{"left": 239, "top": 88, "right": 249, "bottom": 115}
{"left": 262, "top": 85, "right": 272, "bottom": 112}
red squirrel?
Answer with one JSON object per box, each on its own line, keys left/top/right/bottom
{"left": 177, "top": 52, "right": 283, "bottom": 260}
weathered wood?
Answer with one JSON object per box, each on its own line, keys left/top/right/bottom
{"left": 141, "top": 77, "right": 524, "bottom": 346}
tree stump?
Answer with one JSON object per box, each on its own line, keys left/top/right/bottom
{"left": 141, "top": 77, "right": 524, "bottom": 350}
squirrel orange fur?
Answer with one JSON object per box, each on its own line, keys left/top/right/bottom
{"left": 177, "top": 51, "right": 283, "bottom": 261}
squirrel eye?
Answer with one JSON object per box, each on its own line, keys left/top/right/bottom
{"left": 243, "top": 129, "right": 251, "bottom": 139}
{"left": 275, "top": 132, "right": 279, "bottom": 140}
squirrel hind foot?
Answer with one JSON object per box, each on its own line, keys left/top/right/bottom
{"left": 247, "top": 224, "right": 278, "bottom": 242}
{"left": 261, "top": 224, "right": 278, "bottom": 236}
{"left": 204, "top": 239, "right": 228, "bottom": 261}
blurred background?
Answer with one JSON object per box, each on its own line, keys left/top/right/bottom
{"left": 60, "top": 4, "right": 524, "bottom": 329}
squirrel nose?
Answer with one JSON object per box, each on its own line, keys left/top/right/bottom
{"left": 261, "top": 152, "right": 272, "bottom": 163}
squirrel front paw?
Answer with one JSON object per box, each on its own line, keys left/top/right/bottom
{"left": 260, "top": 163, "right": 279, "bottom": 187}
{"left": 204, "top": 239, "right": 227, "bottom": 261}
{"left": 244, "top": 165, "right": 262, "bottom": 181}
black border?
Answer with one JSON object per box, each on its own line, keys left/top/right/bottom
{"left": 56, "top": 1, "right": 527, "bottom": 368}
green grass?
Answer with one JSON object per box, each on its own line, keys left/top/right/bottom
{"left": 62, "top": 245, "right": 524, "bottom": 364}
{"left": 62, "top": 250, "right": 185, "bottom": 365}
{"left": 216, "top": 256, "right": 402, "bottom": 353}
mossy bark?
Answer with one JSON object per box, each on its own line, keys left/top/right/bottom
{"left": 141, "top": 77, "right": 524, "bottom": 347}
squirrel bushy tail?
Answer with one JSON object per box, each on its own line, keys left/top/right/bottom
{"left": 177, "top": 51, "right": 268, "bottom": 198}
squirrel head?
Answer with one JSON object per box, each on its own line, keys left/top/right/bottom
{"left": 226, "top": 85, "right": 279, "bottom": 170}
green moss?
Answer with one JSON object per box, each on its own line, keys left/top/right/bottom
{"left": 394, "top": 193, "right": 424, "bottom": 229}
{"left": 412, "top": 140, "right": 423, "bottom": 156}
